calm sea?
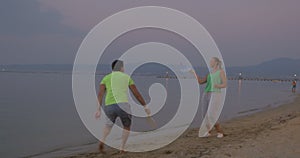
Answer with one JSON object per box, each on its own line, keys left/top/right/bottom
{"left": 0, "top": 72, "right": 297, "bottom": 158}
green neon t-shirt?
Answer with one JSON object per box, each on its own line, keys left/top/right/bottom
{"left": 100, "top": 71, "right": 134, "bottom": 106}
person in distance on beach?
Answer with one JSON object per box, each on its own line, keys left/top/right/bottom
{"left": 292, "top": 80, "right": 297, "bottom": 93}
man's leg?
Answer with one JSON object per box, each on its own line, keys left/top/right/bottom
{"left": 99, "top": 125, "right": 112, "bottom": 153}
{"left": 118, "top": 103, "right": 132, "bottom": 152}
{"left": 120, "top": 126, "right": 130, "bottom": 152}
{"left": 100, "top": 104, "right": 117, "bottom": 153}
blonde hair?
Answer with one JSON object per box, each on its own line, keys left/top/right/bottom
{"left": 212, "top": 57, "right": 222, "bottom": 69}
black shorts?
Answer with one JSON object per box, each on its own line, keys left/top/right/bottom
{"left": 103, "top": 103, "right": 132, "bottom": 128}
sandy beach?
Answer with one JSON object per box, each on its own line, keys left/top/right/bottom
{"left": 65, "top": 94, "right": 300, "bottom": 158}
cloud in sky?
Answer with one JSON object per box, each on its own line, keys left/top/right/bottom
{"left": 0, "top": 0, "right": 299, "bottom": 65}
{"left": 0, "top": 0, "right": 83, "bottom": 64}
{"left": 0, "top": 0, "right": 79, "bottom": 36}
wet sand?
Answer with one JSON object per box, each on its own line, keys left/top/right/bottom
{"left": 65, "top": 95, "right": 300, "bottom": 158}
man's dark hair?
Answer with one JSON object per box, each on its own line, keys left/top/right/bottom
{"left": 111, "top": 60, "right": 124, "bottom": 71}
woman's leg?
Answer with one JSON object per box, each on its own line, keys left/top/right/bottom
{"left": 214, "top": 123, "right": 223, "bottom": 134}
{"left": 203, "top": 92, "right": 211, "bottom": 132}
{"left": 199, "top": 92, "right": 213, "bottom": 137}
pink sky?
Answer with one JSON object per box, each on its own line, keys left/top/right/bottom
{"left": 1, "top": 0, "right": 299, "bottom": 65}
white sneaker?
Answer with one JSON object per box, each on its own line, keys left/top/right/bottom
{"left": 217, "top": 133, "right": 224, "bottom": 138}
{"left": 199, "top": 132, "right": 211, "bottom": 138}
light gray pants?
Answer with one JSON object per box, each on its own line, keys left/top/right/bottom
{"left": 201, "top": 92, "right": 212, "bottom": 120}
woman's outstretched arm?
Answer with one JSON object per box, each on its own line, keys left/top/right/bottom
{"left": 191, "top": 70, "right": 207, "bottom": 85}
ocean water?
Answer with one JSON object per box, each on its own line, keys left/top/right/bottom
{"left": 0, "top": 72, "right": 297, "bottom": 158}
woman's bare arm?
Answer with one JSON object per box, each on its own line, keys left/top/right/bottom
{"left": 215, "top": 69, "right": 227, "bottom": 88}
{"left": 191, "top": 70, "right": 207, "bottom": 84}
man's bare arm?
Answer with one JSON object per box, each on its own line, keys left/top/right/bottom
{"left": 95, "top": 84, "right": 106, "bottom": 119}
{"left": 129, "top": 84, "right": 151, "bottom": 115}
{"left": 97, "top": 84, "right": 106, "bottom": 110}
{"left": 129, "top": 84, "right": 146, "bottom": 106}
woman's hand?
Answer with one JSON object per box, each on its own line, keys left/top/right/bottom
{"left": 214, "top": 84, "right": 220, "bottom": 88}
{"left": 190, "top": 70, "right": 202, "bottom": 83}
{"left": 189, "top": 69, "right": 196, "bottom": 75}
{"left": 214, "top": 84, "right": 226, "bottom": 88}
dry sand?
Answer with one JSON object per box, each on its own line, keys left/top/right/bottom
{"left": 65, "top": 95, "right": 300, "bottom": 158}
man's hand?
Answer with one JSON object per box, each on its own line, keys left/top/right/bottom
{"left": 95, "top": 109, "right": 101, "bottom": 119}
{"left": 144, "top": 106, "right": 151, "bottom": 116}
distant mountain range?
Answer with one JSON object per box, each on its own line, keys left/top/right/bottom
{"left": 1, "top": 58, "right": 299, "bottom": 79}
{"left": 227, "top": 58, "right": 300, "bottom": 78}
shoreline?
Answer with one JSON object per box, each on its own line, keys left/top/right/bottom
{"left": 39, "top": 94, "right": 300, "bottom": 158}
{"left": 1, "top": 71, "right": 297, "bottom": 83}
{"left": 234, "top": 92, "right": 296, "bottom": 118}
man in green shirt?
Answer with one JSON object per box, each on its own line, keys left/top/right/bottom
{"left": 95, "top": 60, "right": 150, "bottom": 153}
